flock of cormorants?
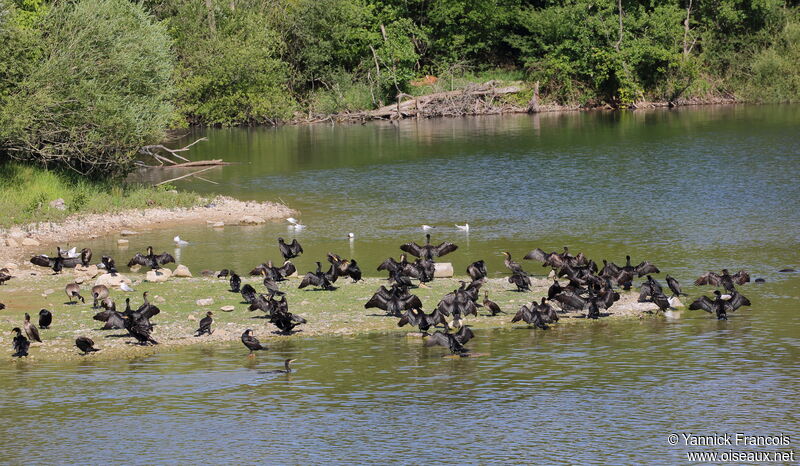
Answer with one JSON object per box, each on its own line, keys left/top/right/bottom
{"left": 4, "top": 228, "right": 760, "bottom": 360}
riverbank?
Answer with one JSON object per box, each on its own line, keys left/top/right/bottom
{"left": 0, "top": 269, "right": 681, "bottom": 362}
{"left": 0, "top": 195, "right": 296, "bottom": 267}
{"left": 294, "top": 79, "right": 741, "bottom": 125}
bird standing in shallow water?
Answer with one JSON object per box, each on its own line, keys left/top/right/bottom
{"left": 241, "top": 329, "right": 267, "bottom": 355}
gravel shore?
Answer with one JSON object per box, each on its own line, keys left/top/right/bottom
{"left": 0, "top": 195, "right": 295, "bottom": 265}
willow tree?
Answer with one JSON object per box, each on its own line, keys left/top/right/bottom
{"left": 0, "top": 0, "right": 174, "bottom": 177}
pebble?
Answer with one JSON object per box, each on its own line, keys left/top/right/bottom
{"left": 196, "top": 298, "right": 214, "bottom": 306}
{"left": 220, "top": 305, "right": 235, "bottom": 312}
{"left": 145, "top": 268, "right": 172, "bottom": 283}
{"left": 117, "top": 239, "right": 129, "bottom": 246}
{"left": 21, "top": 237, "right": 40, "bottom": 246}
{"left": 154, "top": 295, "right": 166, "bottom": 303}
{"left": 212, "top": 222, "right": 225, "bottom": 228}
{"left": 239, "top": 215, "right": 266, "bottom": 225}
{"left": 4, "top": 238, "right": 19, "bottom": 248}
{"left": 173, "top": 265, "right": 192, "bottom": 278}
{"left": 187, "top": 315, "right": 196, "bottom": 321}
{"left": 120, "top": 230, "right": 139, "bottom": 236}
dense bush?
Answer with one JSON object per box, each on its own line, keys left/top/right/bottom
{"left": 0, "top": 0, "right": 174, "bottom": 177}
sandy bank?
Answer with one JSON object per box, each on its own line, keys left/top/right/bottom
{"left": 0, "top": 195, "right": 295, "bottom": 265}
{"left": 0, "top": 270, "right": 681, "bottom": 363}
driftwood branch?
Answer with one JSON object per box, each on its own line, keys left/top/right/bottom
{"left": 154, "top": 166, "right": 218, "bottom": 186}
{"left": 139, "top": 137, "right": 208, "bottom": 164}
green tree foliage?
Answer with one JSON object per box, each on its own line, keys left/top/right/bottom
{"left": 0, "top": 0, "right": 174, "bottom": 176}
{"left": 168, "top": 0, "right": 296, "bottom": 126}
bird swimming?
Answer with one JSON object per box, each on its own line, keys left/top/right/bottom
{"left": 264, "top": 358, "right": 296, "bottom": 374}
{"left": 174, "top": 235, "right": 189, "bottom": 247}
{"left": 455, "top": 223, "right": 469, "bottom": 232}
{"left": 421, "top": 225, "right": 434, "bottom": 231}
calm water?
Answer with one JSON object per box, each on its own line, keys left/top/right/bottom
{"left": 3, "top": 106, "right": 799, "bottom": 463}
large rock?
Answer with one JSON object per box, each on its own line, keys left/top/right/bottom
{"left": 145, "top": 268, "right": 172, "bottom": 283}
{"left": 433, "top": 262, "right": 454, "bottom": 278}
{"left": 239, "top": 215, "right": 266, "bottom": 225}
{"left": 95, "top": 273, "right": 132, "bottom": 288}
{"left": 49, "top": 198, "right": 67, "bottom": 210}
{"left": 21, "top": 237, "right": 40, "bottom": 246}
{"left": 4, "top": 238, "right": 19, "bottom": 248}
{"left": 76, "top": 264, "right": 100, "bottom": 278}
{"left": 173, "top": 264, "right": 192, "bottom": 278}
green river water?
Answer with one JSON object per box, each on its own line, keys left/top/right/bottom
{"left": 1, "top": 105, "right": 798, "bottom": 464}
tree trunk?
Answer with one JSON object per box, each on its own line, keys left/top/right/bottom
{"left": 615, "top": 0, "right": 624, "bottom": 51}
{"left": 528, "top": 81, "right": 540, "bottom": 113}
{"left": 205, "top": 0, "right": 216, "bottom": 35}
{"left": 683, "top": 0, "right": 693, "bottom": 58}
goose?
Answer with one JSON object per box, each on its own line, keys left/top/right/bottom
{"left": 38, "top": 309, "right": 52, "bottom": 329}
{"left": 241, "top": 329, "right": 267, "bottom": 355}
{"left": 65, "top": 283, "right": 85, "bottom": 304}
{"left": 91, "top": 285, "right": 109, "bottom": 308}
{"left": 195, "top": 311, "right": 213, "bottom": 336}
{"left": 264, "top": 358, "right": 297, "bottom": 374}
{"left": 173, "top": 235, "right": 189, "bottom": 247}
{"left": 11, "top": 328, "right": 29, "bottom": 357}
{"left": 455, "top": 223, "right": 470, "bottom": 232}
{"left": 23, "top": 313, "right": 41, "bottom": 342}
{"left": 127, "top": 246, "right": 175, "bottom": 271}
{"left": 75, "top": 336, "right": 99, "bottom": 354}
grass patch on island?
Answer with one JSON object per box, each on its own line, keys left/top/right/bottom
{"left": 0, "top": 162, "right": 204, "bottom": 228}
